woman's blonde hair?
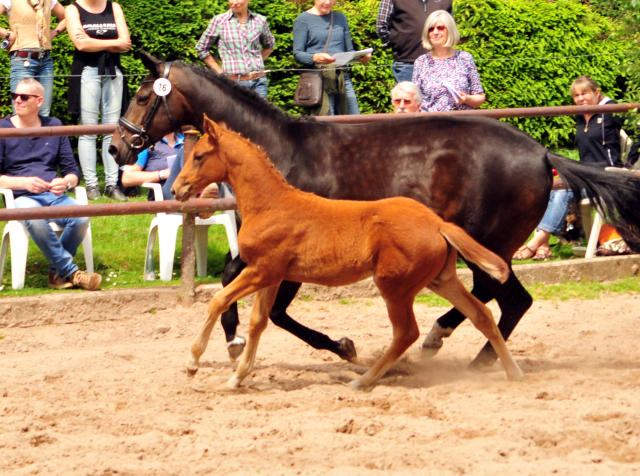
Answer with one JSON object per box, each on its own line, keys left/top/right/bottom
{"left": 570, "top": 75, "right": 602, "bottom": 99}
{"left": 421, "top": 10, "right": 460, "bottom": 51}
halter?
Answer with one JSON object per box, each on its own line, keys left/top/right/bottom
{"left": 117, "top": 61, "right": 178, "bottom": 152}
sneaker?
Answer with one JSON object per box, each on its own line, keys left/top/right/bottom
{"left": 71, "top": 270, "right": 103, "bottom": 291}
{"left": 105, "top": 185, "right": 128, "bottom": 202}
{"left": 48, "top": 273, "right": 74, "bottom": 290}
{"left": 198, "top": 183, "right": 219, "bottom": 219}
{"left": 86, "top": 186, "right": 101, "bottom": 201}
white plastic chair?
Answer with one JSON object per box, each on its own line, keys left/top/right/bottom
{"left": 0, "top": 187, "right": 94, "bottom": 289}
{"left": 580, "top": 129, "right": 635, "bottom": 258}
{"left": 142, "top": 183, "right": 239, "bottom": 282}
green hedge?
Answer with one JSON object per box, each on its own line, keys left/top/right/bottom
{"left": 0, "top": 0, "right": 630, "bottom": 148}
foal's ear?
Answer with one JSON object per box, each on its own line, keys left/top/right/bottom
{"left": 203, "top": 115, "right": 220, "bottom": 141}
{"left": 138, "top": 50, "right": 161, "bottom": 79}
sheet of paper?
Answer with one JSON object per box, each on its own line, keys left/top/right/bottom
{"left": 442, "top": 80, "right": 461, "bottom": 104}
{"left": 166, "top": 154, "right": 177, "bottom": 171}
{"left": 331, "top": 48, "right": 374, "bottom": 66}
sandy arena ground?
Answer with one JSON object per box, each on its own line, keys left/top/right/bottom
{"left": 1, "top": 292, "right": 640, "bottom": 475}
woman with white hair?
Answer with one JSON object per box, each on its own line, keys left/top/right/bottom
{"left": 412, "top": 10, "right": 485, "bottom": 112}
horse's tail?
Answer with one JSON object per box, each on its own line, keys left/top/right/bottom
{"left": 546, "top": 152, "right": 640, "bottom": 251}
{"left": 439, "top": 222, "right": 510, "bottom": 284}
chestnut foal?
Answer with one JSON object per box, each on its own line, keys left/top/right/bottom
{"left": 172, "top": 116, "right": 524, "bottom": 389}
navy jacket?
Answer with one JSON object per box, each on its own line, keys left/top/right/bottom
{"left": 0, "top": 116, "right": 79, "bottom": 198}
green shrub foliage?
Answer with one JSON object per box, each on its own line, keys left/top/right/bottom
{"left": 0, "top": 0, "right": 629, "bottom": 148}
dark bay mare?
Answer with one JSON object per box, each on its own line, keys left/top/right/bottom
{"left": 109, "top": 52, "right": 640, "bottom": 368}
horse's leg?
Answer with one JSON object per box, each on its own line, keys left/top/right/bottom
{"left": 467, "top": 269, "right": 533, "bottom": 368}
{"left": 219, "top": 255, "right": 249, "bottom": 361}
{"left": 348, "top": 295, "right": 419, "bottom": 390}
{"left": 228, "top": 284, "right": 280, "bottom": 389}
{"left": 427, "top": 260, "right": 523, "bottom": 382}
{"left": 421, "top": 271, "right": 492, "bottom": 357}
{"left": 269, "top": 281, "right": 358, "bottom": 362}
{"left": 187, "top": 267, "right": 269, "bottom": 376}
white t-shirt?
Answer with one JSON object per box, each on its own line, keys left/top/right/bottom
{"left": 0, "top": 0, "right": 58, "bottom": 14}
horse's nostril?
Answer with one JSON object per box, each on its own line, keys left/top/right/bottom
{"left": 107, "top": 145, "right": 118, "bottom": 158}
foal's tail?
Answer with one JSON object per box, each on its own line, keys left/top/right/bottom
{"left": 547, "top": 152, "right": 640, "bottom": 251}
{"left": 439, "top": 222, "right": 510, "bottom": 284}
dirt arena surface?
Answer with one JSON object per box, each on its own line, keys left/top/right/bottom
{"left": 1, "top": 292, "right": 640, "bottom": 475}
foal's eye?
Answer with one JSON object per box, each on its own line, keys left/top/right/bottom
{"left": 194, "top": 152, "right": 204, "bottom": 162}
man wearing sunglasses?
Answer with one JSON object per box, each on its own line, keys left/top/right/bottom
{"left": 391, "top": 81, "right": 421, "bottom": 113}
{"left": 0, "top": 78, "right": 102, "bottom": 290}
{"left": 376, "top": 0, "right": 452, "bottom": 83}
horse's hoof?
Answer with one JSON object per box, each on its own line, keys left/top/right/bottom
{"left": 227, "top": 335, "right": 246, "bottom": 362}
{"left": 227, "top": 375, "right": 242, "bottom": 389}
{"left": 420, "top": 341, "right": 443, "bottom": 359}
{"left": 468, "top": 348, "right": 498, "bottom": 370}
{"left": 187, "top": 367, "right": 198, "bottom": 377}
{"left": 346, "top": 379, "right": 364, "bottom": 390}
{"left": 337, "top": 337, "right": 358, "bottom": 363}
{"left": 507, "top": 367, "right": 525, "bottom": 382}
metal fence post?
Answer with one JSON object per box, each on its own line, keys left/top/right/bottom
{"left": 180, "top": 128, "right": 200, "bottom": 306}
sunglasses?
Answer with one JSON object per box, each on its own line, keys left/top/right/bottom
{"left": 428, "top": 25, "right": 446, "bottom": 33}
{"left": 11, "top": 93, "right": 41, "bottom": 101}
{"left": 393, "top": 98, "right": 415, "bottom": 105}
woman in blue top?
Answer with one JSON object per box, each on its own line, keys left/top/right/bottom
{"left": 293, "top": 0, "right": 370, "bottom": 115}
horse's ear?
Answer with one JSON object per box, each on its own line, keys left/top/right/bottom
{"left": 138, "top": 50, "right": 161, "bottom": 78}
{"left": 203, "top": 114, "right": 219, "bottom": 140}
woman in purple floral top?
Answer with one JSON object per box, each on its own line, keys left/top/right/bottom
{"left": 412, "top": 11, "right": 485, "bottom": 112}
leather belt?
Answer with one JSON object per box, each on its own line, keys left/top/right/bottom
{"left": 11, "top": 50, "right": 50, "bottom": 59}
{"left": 225, "top": 71, "right": 267, "bottom": 81}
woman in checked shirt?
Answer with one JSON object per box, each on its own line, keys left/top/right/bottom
{"left": 196, "top": 0, "right": 275, "bottom": 98}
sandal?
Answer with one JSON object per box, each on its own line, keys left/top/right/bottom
{"left": 532, "top": 247, "right": 553, "bottom": 261}
{"left": 513, "top": 245, "right": 536, "bottom": 260}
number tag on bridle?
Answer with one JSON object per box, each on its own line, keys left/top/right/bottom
{"left": 153, "top": 78, "right": 172, "bottom": 97}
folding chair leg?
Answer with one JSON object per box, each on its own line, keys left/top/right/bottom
{"left": 82, "top": 225, "right": 94, "bottom": 274}
{"left": 157, "top": 217, "right": 181, "bottom": 282}
{"left": 224, "top": 210, "right": 239, "bottom": 258}
{"left": 0, "top": 230, "right": 10, "bottom": 287}
{"left": 9, "top": 223, "right": 30, "bottom": 290}
{"left": 145, "top": 220, "right": 159, "bottom": 278}
{"left": 585, "top": 211, "right": 604, "bottom": 259}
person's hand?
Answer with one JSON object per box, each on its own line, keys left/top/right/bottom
{"left": 7, "top": 31, "right": 16, "bottom": 49}
{"left": 358, "top": 53, "right": 372, "bottom": 64}
{"left": 23, "top": 177, "right": 51, "bottom": 194}
{"left": 116, "top": 37, "right": 132, "bottom": 51}
{"left": 50, "top": 28, "right": 59, "bottom": 39}
{"left": 48, "top": 177, "right": 67, "bottom": 196}
{"left": 457, "top": 90, "right": 468, "bottom": 105}
{"left": 313, "top": 53, "right": 335, "bottom": 65}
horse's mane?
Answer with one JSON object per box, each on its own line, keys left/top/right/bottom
{"left": 177, "top": 61, "right": 314, "bottom": 125}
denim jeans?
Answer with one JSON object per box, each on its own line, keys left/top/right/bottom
{"left": 78, "top": 66, "right": 124, "bottom": 188}
{"left": 237, "top": 77, "right": 268, "bottom": 99}
{"left": 15, "top": 192, "right": 89, "bottom": 279}
{"left": 392, "top": 61, "right": 414, "bottom": 84}
{"left": 327, "top": 73, "right": 360, "bottom": 115}
{"left": 537, "top": 190, "right": 573, "bottom": 235}
{"left": 10, "top": 54, "right": 54, "bottom": 116}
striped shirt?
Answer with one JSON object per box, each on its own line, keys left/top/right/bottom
{"left": 196, "top": 10, "right": 275, "bottom": 76}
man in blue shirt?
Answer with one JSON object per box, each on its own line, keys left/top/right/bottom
{"left": 0, "top": 78, "right": 102, "bottom": 290}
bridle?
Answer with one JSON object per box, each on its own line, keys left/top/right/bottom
{"left": 117, "top": 61, "right": 179, "bottom": 152}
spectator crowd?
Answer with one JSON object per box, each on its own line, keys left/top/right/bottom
{"left": 0, "top": 0, "right": 633, "bottom": 290}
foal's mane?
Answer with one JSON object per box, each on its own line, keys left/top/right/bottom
{"left": 177, "top": 62, "right": 315, "bottom": 126}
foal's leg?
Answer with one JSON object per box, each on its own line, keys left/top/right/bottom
{"left": 427, "top": 269, "right": 524, "bottom": 382}
{"left": 348, "top": 296, "right": 420, "bottom": 390}
{"left": 228, "top": 284, "right": 280, "bottom": 389}
{"left": 269, "top": 281, "right": 358, "bottom": 362}
{"left": 187, "top": 267, "right": 270, "bottom": 376}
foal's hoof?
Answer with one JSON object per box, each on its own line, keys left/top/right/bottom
{"left": 420, "top": 322, "right": 452, "bottom": 358}
{"left": 346, "top": 379, "right": 364, "bottom": 390}
{"left": 468, "top": 349, "right": 498, "bottom": 370}
{"left": 227, "top": 375, "right": 242, "bottom": 389}
{"left": 186, "top": 367, "right": 198, "bottom": 377}
{"left": 337, "top": 337, "right": 358, "bottom": 363}
{"left": 420, "top": 341, "right": 443, "bottom": 359}
{"left": 227, "top": 335, "right": 246, "bottom": 362}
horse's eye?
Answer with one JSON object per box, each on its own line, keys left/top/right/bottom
{"left": 137, "top": 95, "right": 150, "bottom": 105}
{"left": 194, "top": 152, "right": 204, "bottom": 162}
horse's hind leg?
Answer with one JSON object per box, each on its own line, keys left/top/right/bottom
{"left": 269, "top": 281, "right": 358, "bottom": 362}
{"left": 220, "top": 255, "right": 248, "bottom": 361}
{"left": 427, "top": 270, "right": 524, "bottom": 382}
{"left": 188, "top": 267, "right": 269, "bottom": 376}
{"left": 228, "top": 284, "right": 280, "bottom": 389}
{"left": 349, "top": 296, "right": 419, "bottom": 390}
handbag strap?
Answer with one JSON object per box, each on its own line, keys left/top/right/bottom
{"left": 323, "top": 12, "right": 334, "bottom": 54}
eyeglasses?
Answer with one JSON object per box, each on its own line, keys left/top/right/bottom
{"left": 11, "top": 93, "right": 41, "bottom": 101}
{"left": 428, "top": 25, "right": 446, "bottom": 33}
{"left": 393, "top": 98, "right": 415, "bottom": 105}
